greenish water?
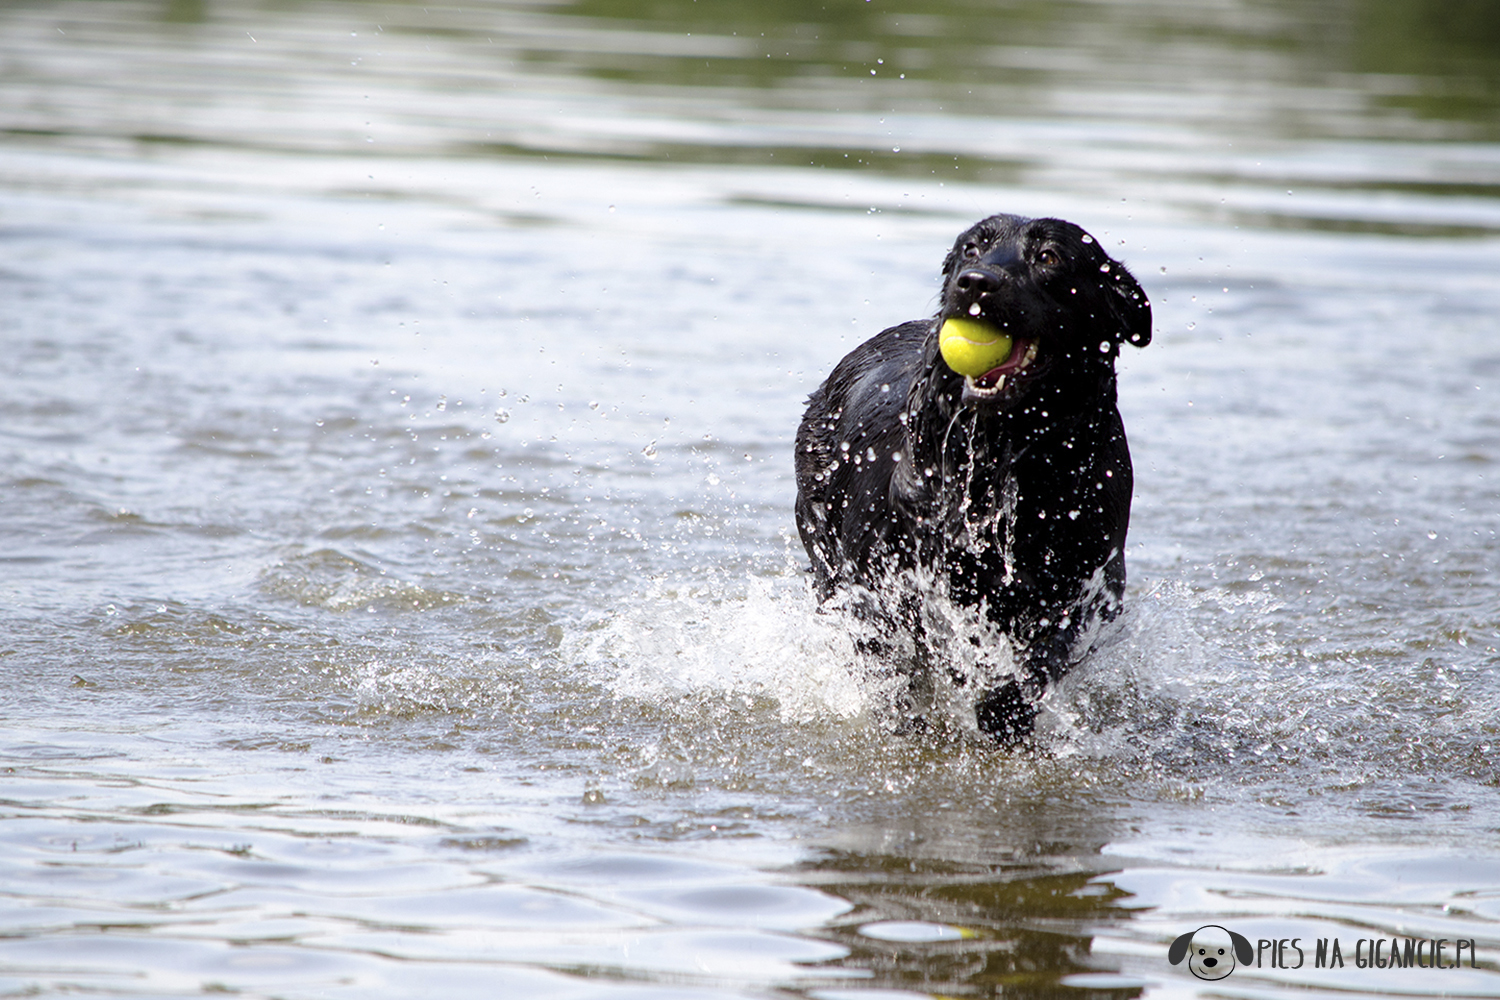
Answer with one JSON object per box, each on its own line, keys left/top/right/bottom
{"left": 2, "top": 1, "right": 1500, "bottom": 997}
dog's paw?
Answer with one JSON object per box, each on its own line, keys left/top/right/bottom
{"left": 975, "top": 681, "right": 1039, "bottom": 747}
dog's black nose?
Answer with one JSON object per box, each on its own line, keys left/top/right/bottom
{"left": 954, "top": 268, "right": 1004, "bottom": 295}
{"left": 1203, "top": 958, "right": 1218, "bottom": 967}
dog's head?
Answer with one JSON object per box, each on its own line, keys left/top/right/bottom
{"left": 933, "top": 214, "right": 1151, "bottom": 407}
{"left": 1167, "top": 925, "right": 1253, "bottom": 981}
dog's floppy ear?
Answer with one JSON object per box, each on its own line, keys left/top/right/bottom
{"left": 1229, "top": 930, "right": 1254, "bottom": 965}
{"left": 1103, "top": 260, "right": 1152, "bottom": 348}
{"left": 1167, "top": 931, "right": 1195, "bottom": 966}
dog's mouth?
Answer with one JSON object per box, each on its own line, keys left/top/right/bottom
{"left": 962, "top": 338, "right": 1039, "bottom": 399}
{"left": 937, "top": 309, "right": 1044, "bottom": 404}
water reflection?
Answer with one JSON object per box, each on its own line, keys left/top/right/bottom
{"left": 1351, "top": 0, "right": 1500, "bottom": 125}
{"left": 803, "top": 851, "right": 1141, "bottom": 999}
{"left": 412, "top": 0, "right": 1500, "bottom": 137}
{"left": 9, "top": 0, "right": 1496, "bottom": 239}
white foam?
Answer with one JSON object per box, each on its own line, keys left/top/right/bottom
{"left": 562, "top": 564, "right": 1252, "bottom": 745}
{"left": 565, "top": 566, "right": 1500, "bottom": 794}
{"left": 565, "top": 573, "right": 886, "bottom": 724}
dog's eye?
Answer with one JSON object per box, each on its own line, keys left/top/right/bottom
{"left": 1036, "top": 248, "right": 1061, "bottom": 267}
{"left": 961, "top": 242, "right": 981, "bottom": 259}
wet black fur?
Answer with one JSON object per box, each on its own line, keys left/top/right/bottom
{"left": 794, "top": 214, "right": 1151, "bottom": 744}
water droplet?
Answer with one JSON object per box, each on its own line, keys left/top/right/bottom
{"left": 494, "top": 409, "right": 510, "bottom": 423}
{"left": 642, "top": 441, "right": 658, "bottom": 459}
{"left": 968, "top": 302, "right": 981, "bottom": 316}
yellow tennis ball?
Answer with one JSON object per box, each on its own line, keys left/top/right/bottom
{"left": 938, "top": 317, "right": 1015, "bottom": 377}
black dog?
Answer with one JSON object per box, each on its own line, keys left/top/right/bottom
{"left": 794, "top": 214, "right": 1151, "bottom": 743}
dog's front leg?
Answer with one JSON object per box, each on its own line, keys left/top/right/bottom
{"left": 974, "top": 628, "right": 1074, "bottom": 745}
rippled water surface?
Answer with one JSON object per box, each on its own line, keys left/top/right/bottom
{"left": 4, "top": 1, "right": 1500, "bottom": 997}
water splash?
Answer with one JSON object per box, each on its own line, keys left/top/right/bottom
{"left": 565, "top": 565, "right": 1500, "bottom": 814}
{"left": 566, "top": 573, "right": 882, "bottom": 725}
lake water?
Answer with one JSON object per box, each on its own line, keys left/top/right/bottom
{"left": 4, "top": 0, "right": 1500, "bottom": 996}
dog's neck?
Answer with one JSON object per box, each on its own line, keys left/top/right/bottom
{"left": 901, "top": 351, "right": 1119, "bottom": 484}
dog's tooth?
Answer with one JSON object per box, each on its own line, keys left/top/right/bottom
{"left": 994, "top": 374, "right": 1006, "bottom": 391}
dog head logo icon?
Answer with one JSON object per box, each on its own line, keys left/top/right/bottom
{"left": 1168, "top": 925, "right": 1254, "bottom": 980}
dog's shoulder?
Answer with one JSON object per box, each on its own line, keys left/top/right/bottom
{"left": 799, "top": 321, "right": 929, "bottom": 432}
{"left": 795, "top": 319, "right": 929, "bottom": 492}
